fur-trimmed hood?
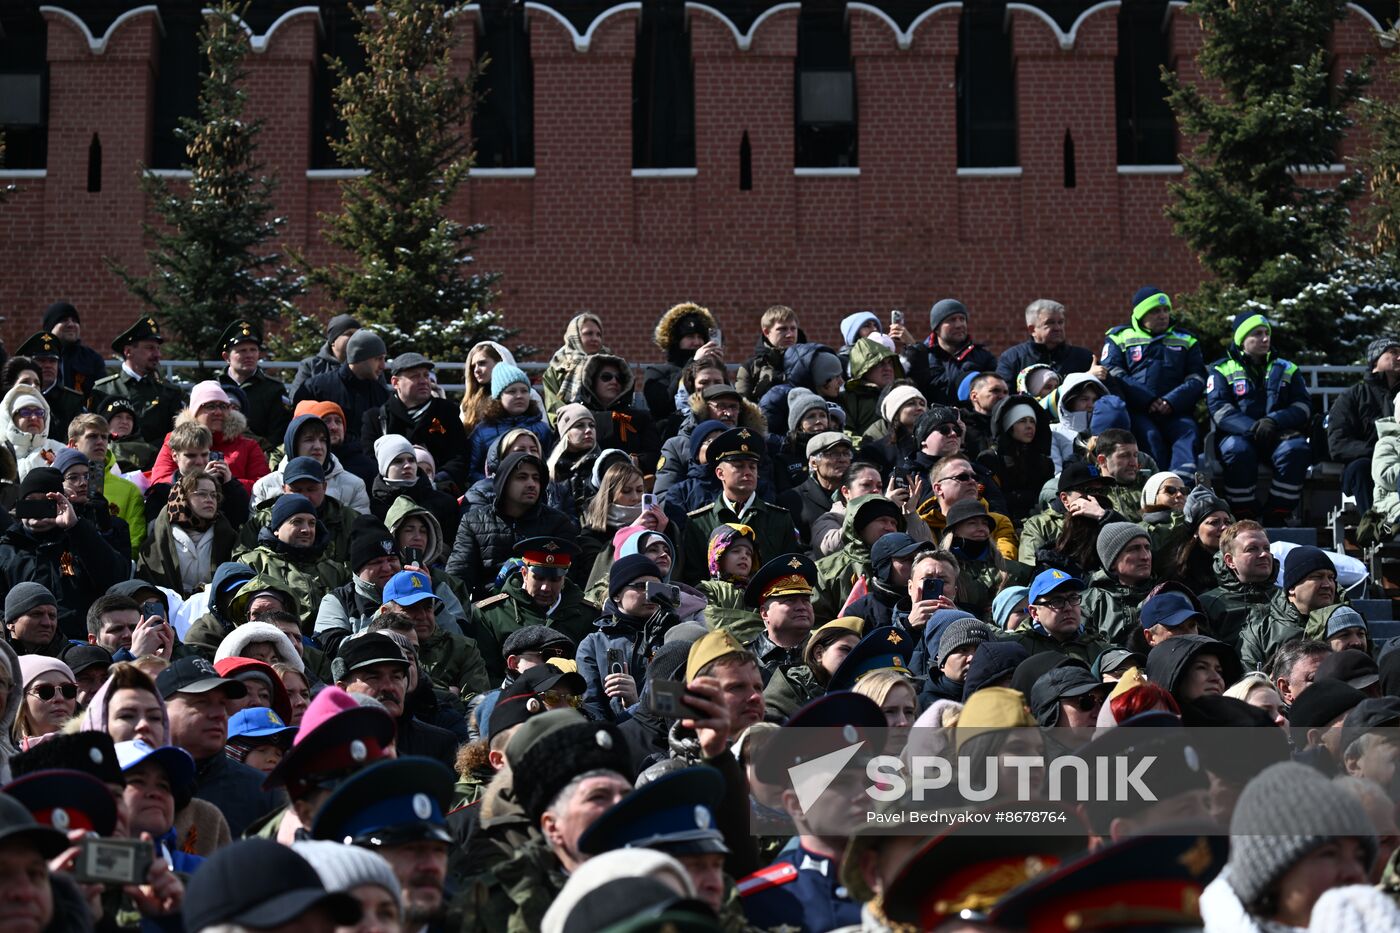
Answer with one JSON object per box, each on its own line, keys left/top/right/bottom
{"left": 652, "top": 302, "right": 717, "bottom": 353}
{"left": 566, "top": 353, "right": 638, "bottom": 411}
{"left": 684, "top": 389, "right": 767, "bottom": 435}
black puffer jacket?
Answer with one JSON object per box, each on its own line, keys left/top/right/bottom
{"left": 0, "top": 517, "right": 129, "bottom": 641}
{"left": 1327, "top": 371, "right": 1395, "bottom": 462}
{"left": 446, "top": 451, "right": 577, "bottom": 598}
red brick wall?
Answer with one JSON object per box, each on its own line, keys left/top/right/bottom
{"left": 0, "top": 4, "right": 1386, "bottom": 367}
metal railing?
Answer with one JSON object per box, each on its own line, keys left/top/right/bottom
{"left": 137, "top": 359, "right": 1373, "bottom": 405}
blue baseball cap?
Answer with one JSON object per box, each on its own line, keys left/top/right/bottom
{"left": 228, "top": 707, "right": 299, "bottom": 743}
{"left": 114, "top": 740, "right": 197, "bottom": 808}
{"left": 1027, "top": 568, "right": 1086, "bottom": 605}
{"left": 381, "top": 570, "right": 442, "bottom": 608}
{"left": 1140, "top": 591, "right": 1203, "bottom": 631}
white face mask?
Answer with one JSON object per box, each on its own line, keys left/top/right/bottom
{"left": 1063, "top": 410, "right": 1092, "bottom": 435}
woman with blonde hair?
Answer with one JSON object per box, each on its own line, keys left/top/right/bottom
{"left": 459, "top": 340, "right": 518, "bottom": 432}
{"left": 853, "top": 668, "right": 919, "bottom": 751}
{"left": 12, "top": 656, "right": 76, "bottom": 746}
{"left": 1224, "top": 671, "right": 1288, "bottom": 728}
{"left": 579, "top": 460, "right": 670, "bottom": 586}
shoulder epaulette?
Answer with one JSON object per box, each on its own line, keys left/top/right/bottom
{"left": 737, "top": 862, "right": 799, "bottom": 897}
{"left": 688, "top": 504, "right": 716, "bottom": 517}
{"left": 475, "top": 593, "right": 509, "bottom": 609}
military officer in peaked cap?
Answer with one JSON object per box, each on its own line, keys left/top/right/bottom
{"left": 739, "top": 691, "right": 887, "bottom": 933}
{"left": 470, "top": 535, "right": 597, "bottom": 683}
{"left": 91, "top": 316, "right": 186, "bottom": 445}
{"left": 311, "top": 756, "right": 455, "bottom": 930}
{"left": 743, "top": 553, "right": 819, "bottom": 687}
{"left": 15, "top": 330, "right": 86, "bottom": 441}
{"left": 218, "top": 319, "right": 292, "bottom": 446}
{"left": 681, "top": 427, "right": 799, "bottom": 586}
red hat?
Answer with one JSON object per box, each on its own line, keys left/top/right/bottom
{"left": 214, "top": 657, "right": 292, "bottom": 723}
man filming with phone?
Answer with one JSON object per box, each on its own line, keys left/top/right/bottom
{"left": 0, "top": 467, "right": 128, "bottom": 642}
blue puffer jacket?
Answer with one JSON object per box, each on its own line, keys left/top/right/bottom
{"left": 759, "top": 343, "right": 842, "bottom": 430}
{"left": 466, "top": 412, "right": 553, "bottom": 483}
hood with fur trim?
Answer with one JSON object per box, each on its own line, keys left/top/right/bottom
{"left": 0, "top": 384, "right": 54, "bottom": 462}
{"left": 567, "top": 353, "right": 637, "bottom": 411}
{"left": 385, "top": 494, "right": 446, "bottom": 566}
{"left": 214, "top": 620, "right": 306, "bottom": 673}
{"left": 175, "top": 404, "right": 250, "bottom": 444}
{"left": 652, "top": 302, "right": 717, "bottom": 353}
{"left": 684, "top": 389, "right": 767, "bottom": 435}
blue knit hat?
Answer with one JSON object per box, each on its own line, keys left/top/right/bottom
{"left": 1090, "top": 395, "right": 1131, "bottom": 434}
{"left": 490, "top": 363, "right": 529, "bottom": 399}
{"left": 690, "top": 419, "right": 729, "bottom": 461}
{"left": 51, "top": 447, "right": 89, "bottom": 476}
{"left": 956, "top": 372, "right": 979, "bottom": 402}
{"left": 270, "top": 493, "right": 317, "bottom": 531}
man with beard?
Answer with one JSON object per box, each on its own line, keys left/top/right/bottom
{"left": 42, "top": 299, "right": 107, "bottom": 397}
{"left": 901, "top": 298, "right": 998, "bottom": 408}
{"left": 361, "top": 352, "right": 471, "bottom": 493}
{"left": 311, "top": 756, "right": 456, "bottom": 933}
{"left": 335, "top": 631, "right": 456, "bottom": 768}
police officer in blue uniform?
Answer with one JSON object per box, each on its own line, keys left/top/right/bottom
{"left": 1101, "top": 286, "right": 1207, "bottom": 472}
{"left": 738, "top": 691, "right": 886, "bottom": 933}
{"left": 1205, "top": 312, "right": 1312, "bottom": 521}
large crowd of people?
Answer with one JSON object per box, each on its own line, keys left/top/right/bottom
{"left": 4, "top": 292, "right": 1400, "bottom": 932}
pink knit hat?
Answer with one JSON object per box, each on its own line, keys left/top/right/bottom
{"left": 189, "top": 381, "right": 230, "bottom": 413}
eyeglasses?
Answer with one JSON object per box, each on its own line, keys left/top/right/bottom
{"left": 931, "top": 423, "right": 965, "bottom": 437}
{"left": 938, "top": 472, "right": 978, "bottom": 485}
{"left": 62, "top": 472, "right": 90, "bottom": 486}
{"left": 14, "top": 407, "right": 45, "bottom": 420}
{"left": 200, "top": 402, "right": 231, "bottom": 412}
{"left": 1066, "top": 693, "right": 1105, "bottom": 712}
{"left": 29, "top": 682, "right": 78, "bottom": 701}
{"left": 1035, "top": 594, "right": 1082, "bottom": 611}
{"left": 597, "top": 371, "right": 622, "bottom": 383}
{"left": 538, "top": 690, "right": 582, "bottom": 708}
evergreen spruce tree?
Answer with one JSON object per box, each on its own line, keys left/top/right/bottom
{"left": 110, "top": 2, "right": 302, "bottom": 363}
{"left": 1162, "top": 0, "right": 1369, "bottom": 361}
{"left": 307, "top": 0, "right": 507, "bottom": 359}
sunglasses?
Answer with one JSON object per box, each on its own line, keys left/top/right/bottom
{"left": 597, "top": 371, "right": 623, "bottom": 383}
{"left": 1160, "top": 485, "right": 1187, "bottom": 496}
{"left": 938, "top": 472, "right": 978, "bottom": 485}
{"left": 538, "top": 690, "right": 582, "bottom": 708}
{"left": 1066, "top": 693, "right": 1105, "bottom": 712}
{"left": 14, "top": 407, "right": 45, "bottom": 420}
{"left": 29, "top": 682, "right": 78, "bottom": 701}
{"left": 931, "top": 422, "right": 965, "bottom": 437}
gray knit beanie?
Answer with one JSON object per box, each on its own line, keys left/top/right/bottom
{"left": 1368, "top": 336, "right": 1400, "bottom": 368}
{"left": 346, "top": 329, "right": 387, "bottom": 364}
{"left": 787, "top": 388, "right": 828, "bottom": 433}
{"left": 1226, "top": 762, "right": 1377, "bottom": 911}
{"left": 929, "top": 299, "right": 968, "bottom": 332}
{"left": 292, "top": 841, "right": 402, "bottom": 910}
{"left": 1182, "top": 484, "right": 1231, "bottom": 527}
{"left": 936, "top": 619, "right": 992, "bottom": 670}
{"left": 1096, "top": 522, "right": 1149, "bottom": 572}
{"left": 5, "top": 582, "right": 56, "bottom": 624}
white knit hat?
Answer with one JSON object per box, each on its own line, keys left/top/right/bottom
{"left": 1141, "top": 471, "right": 1181, "bottom": 508}
{"left": 880, "top": 385, "right": 926, "bottom": 425}
{"left": 373, "top": 434, "right": 416, "bottom": 478}
{"left": 292, "top": 841, "right": 401, "bottom": 911}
